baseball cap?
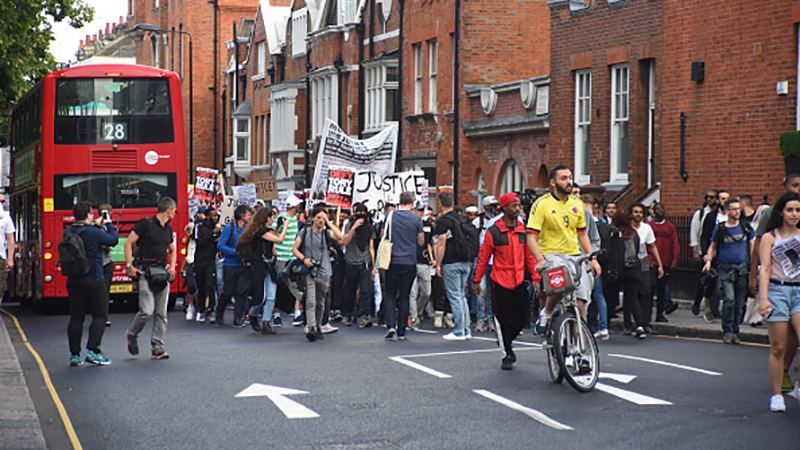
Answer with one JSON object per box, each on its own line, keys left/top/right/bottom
{"left": 498, "top": 192, "right": 520, "bottom": 208}
{"left": 286, "top": 195, "right": 302, "bottom": 208}
{"left": 482, "top": 195, "right": 498, "bottom": 207}
{"left": 465, "top": 205, "right": 479, "bottom": 214}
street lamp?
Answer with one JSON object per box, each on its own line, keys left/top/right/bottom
{"left": 129, "top": 23, "right": 195, "bottom": 181}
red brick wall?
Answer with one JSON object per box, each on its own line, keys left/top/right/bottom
{"left": 659, "top": 0, "right": 797, "bottom": 214}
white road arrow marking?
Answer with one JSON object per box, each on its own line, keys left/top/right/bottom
{"left": 235, "top": 384, "right": 320, "bottom": 419}
{"left": 388, "top": 356, "right": 452, "bottom": 378}
{"left": 598, "top": 372, "right": 637, "bottom": 384}
{"left": 474, "top": 390, "right": 573, "bottom": 431}
{"left": 595, "top": 383, "right": 672, "bottom": 406}
{"left": 470, "top": 336, "right": 542, "bottom": 347}
{"left": 608, "top": 354, "right": 722, "bottom": 376}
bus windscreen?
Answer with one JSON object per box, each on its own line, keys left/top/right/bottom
{"left": 54, "top": 78, "right": 174, "bottom": 144}
{"left": 54, "top": 173, "right": 178, "bottom": 210}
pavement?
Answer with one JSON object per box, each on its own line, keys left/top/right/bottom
{"left": 0, "top": 311, "right": 46, "bottom": 449}
{"left": 1, "top": 303, "right": 798, "bottom": 450}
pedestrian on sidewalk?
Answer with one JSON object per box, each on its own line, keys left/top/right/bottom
{"left": 649, "top": 202, "right": 680, "bottom": 322}
{"left": 216, "top": 205, "right": 253, "bottom": 327}
{"left": 703, "top": 198, "right": 754, "bottom": 344}
{"left": 63, "top": 201, "right": 118, "bottom": 366}
{"left": 0, "top": 192, "right": 15, "bottom": 305}
{"left": 631, "top": 203, "right": 665, "bottom": 334}
{"left": 292, "top": 205, "right": 343, "bottom": 341}
{"left": 472, "top": 193, "right": 539, "bottom": 370}
{"left": 607, "top": 210, "right": 648, "bottom": 339}
{"left": 756, "top": 192, "right": 800, "bottom": 412}
{"left": 124, "top": 197, "right": 177, "bottom": 360}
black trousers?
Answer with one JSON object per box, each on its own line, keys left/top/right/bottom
{"left": 609, "top": 269, "right": 646, "bottom": 329}
{"left": 492, "top": 282, "right": 529, "bottom": 357}
{"left": 67, "top": 279, "right": 109, "bottom": 355}
{"left": 195, "top": 263, "right": 216, "bottom": 314}
{"left": 217, "top": 266, "right": 250, "bottom": 324}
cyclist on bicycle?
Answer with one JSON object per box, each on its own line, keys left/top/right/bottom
{"left": 527, "top": 165, "right": 601, "bottom": 334}
{"left": 472, "top": 193, "right": 540, "bottom": 370}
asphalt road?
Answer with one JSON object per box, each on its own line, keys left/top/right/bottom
{"left": 9, "top": 305, "right": 800, "bottom": 450}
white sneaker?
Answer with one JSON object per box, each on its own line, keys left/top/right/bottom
{"left": 594, "top": 329, "right": 610, "bottom": 341}
{"left": 793, "top": 383, "right": 800, "bottom": 405}
{"left": 185, "top": 304, "right": 196, "bottom": 321}
{"left": 444, "top": 313, "right": 455, "bottom": 328}
{"left": 434, "top": 312, "right": 444, "bottom": 328}
{"left": 770, "top": 394, "right": 786, "bottom": 412}
{"left": 465, "top": 329, "right": 473, "bottom": 340}
{"left": 196, "top": 312, "right": 206, "bottom": 323}
{"left": 320, "top": 324, "right": 339, "bottom": 334}
{"left": 442, "top": 332, "right": 466, "bottom": 341}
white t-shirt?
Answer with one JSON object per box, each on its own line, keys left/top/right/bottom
{"left": 0, "top": 214, "right": 16, "bottom": 260}
{"left": 635, "top": 222, "right": 656, "bottom": 260}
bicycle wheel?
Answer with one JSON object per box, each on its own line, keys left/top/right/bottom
{"left": 546, "top": 325, "right": 563, "bottom": 384}
{"left": 553, "top": 311, "right": 599, "bottom": 393}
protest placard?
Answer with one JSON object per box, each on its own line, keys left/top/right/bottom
{"left": 233, "top": 184, "right": 257, "bottom": 206}
{"left": 352, "top": 170, "right": 427, "bottom": 221}
{"left": 194, "top": 167, "right": 218, "bottom": 204}
{"left": 325, "top": 167, "right": 355, "bottom": 208}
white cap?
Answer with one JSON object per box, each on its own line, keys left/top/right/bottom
{"left": 255, "top": 199, "right": 266, "bottom": 207}
{"left": 465, "top": 205, "right": 479, "bottom": 214}
{"left": 482, "top": 195, "right": 498, "bottom": 207}
{"left": 286, "top": 195, "right": 302, "bottom": 208}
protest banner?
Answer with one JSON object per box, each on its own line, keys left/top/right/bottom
{"left": 325, "top": 167, "right": 355, "bottom": 208}
{"left": 352, "top": 170, "right": 427, "bottom": 221}
{"left": 311, "top": 119, "right": 397, "bottom": 197}
{"left": 219, "top": 195, "right": 237, "bottom": 225}
{"left": 194, "top": 167, "right": 218, "bottom": 204}
{"left": 233, "top": 184, "right": 257, "bottom": 206}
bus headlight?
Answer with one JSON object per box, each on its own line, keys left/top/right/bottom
{"left": 44, "top": 241, "right": 52, "bottom": 249}
{"left": 44, "top": 252, "right": 53, "bottom": 260}
{"left": 180, "top": 248, "right": 187, "bottom": 256}
{"left": 44, "top": 275, "right": 53, "bottom": 282}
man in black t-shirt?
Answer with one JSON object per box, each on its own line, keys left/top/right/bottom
{"left": 409, "top": 204, "right": 435, "bottom": 328}
{"left": 124, "top": 197, "right": 177, "bottom": 360}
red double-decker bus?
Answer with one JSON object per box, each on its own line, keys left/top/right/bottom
{"left": 8, "top": 64, "right": 188, "bottom": 309}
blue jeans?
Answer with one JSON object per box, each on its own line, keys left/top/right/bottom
{"left": 443, "top": 261, "right": 472, "bottom": 336}
{"left": 719, "top": 263, "right": 748, "bottom": 334}
{"left": 248, "top": 274, "right": 278, "bottom": 324}
{"left": 467, "top": 259, "right": 478, "bottom": 315}
{"left": 477, "top": 266, "right": 494, "bottom": 321}
{"left": 592, "top": 275, "right": 608, "bottom": 331}
{"left": 383, "top": 264, "right": 416, "bottom": 336}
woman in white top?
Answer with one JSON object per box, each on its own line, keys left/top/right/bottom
{"left": 758, "top": 192, "right": 800, "bottom": 412}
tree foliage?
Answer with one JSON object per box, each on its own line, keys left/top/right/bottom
{"left": 0, "top": 0, "right": 93, "bottom": 146}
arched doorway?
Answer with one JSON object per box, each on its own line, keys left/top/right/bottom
{"left": 499, "top": 159, "right": 523, "bottom": 194}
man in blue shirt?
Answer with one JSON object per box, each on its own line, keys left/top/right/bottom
{"left": 703, "top": 198, "right": 755, "bottom": 344}
{"left": 216, "top": 205, "right": 253, "bottom": 326}
{"left": 64, "top": 201, "right": 118, "bottom": 366}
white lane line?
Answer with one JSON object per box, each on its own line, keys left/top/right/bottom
{"left": 412, "top": 328, "right": 439, "bottom": 334}
{"left": 473, "top": 389, "right": 573, "bottom": 431}
{"left": 388, "top": 356, "right": 452, "bottom": 378}
{"left": 608, "top": 354, "right": 722, "bottom": 376}
{"left": 595, "top": 383, "right": 672, "bottom": 406}
{"left": 470, "top": 336, "right": 542, "bottom": 347}
{"left": 598, "top": 372, "right": 637, "bottom": 384}
{"left": 398, "top": 347, "right": 538, "bottom": 359}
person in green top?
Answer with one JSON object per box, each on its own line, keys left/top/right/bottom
{"left": 273, "top": 195, "right": 304, "bottom": 327}
{"left": 750, "top": 174, "right": 800, "bottom": 393}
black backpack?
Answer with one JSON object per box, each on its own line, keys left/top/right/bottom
{"left": 59, "top": 226, "right": 91, "bottom": 276}
{"left": 605, "top": 227, "right": 640, "bottom": 282}
{"left": 713, "top": 222, "right": 753, "bottom": 263}
{"left": 449, "top": 213, "right": 480, "bottom": 261}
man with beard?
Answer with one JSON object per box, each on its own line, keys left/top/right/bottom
{"left": 527, "top": 165, "right": 601, "bottom": 334}
{"left": 648, "top": 202, "right": 680, "bottom": 322}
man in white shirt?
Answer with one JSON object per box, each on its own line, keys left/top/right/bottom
{"left": 631, "top": 203, "right": 663, "bottom": 333}
{"left": 0, "top": 193, "right": 16, "bottom": 303}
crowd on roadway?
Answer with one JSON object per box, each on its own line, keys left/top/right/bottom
{"left": 50, "top": 167, "right": 800, "bottom": 413}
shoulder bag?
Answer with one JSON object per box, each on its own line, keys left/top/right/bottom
{"left": 376, "top": 212, "right": 394, "bottom": 271}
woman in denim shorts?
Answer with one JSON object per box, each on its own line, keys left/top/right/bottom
{"left": 758, "top": 192, "right": 800, "bottom": 412}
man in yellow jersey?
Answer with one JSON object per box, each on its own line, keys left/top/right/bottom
{"left": 527, "top": 165, "right": 601, "bottom": 334}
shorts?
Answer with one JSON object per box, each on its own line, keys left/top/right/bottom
{"left": 766, "top": 282, "right": 800, "bottom": 322}
{"left": 544, "top": 254, "right": 593, "bottom": 306}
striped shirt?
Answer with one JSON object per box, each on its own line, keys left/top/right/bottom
{"left": 275, "top": 213, "right": 299, "bottom": 262}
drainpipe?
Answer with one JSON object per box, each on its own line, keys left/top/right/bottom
{"left": 335, "top": 55, "right": 344, "bottom": 127}
{"left": 453, "top": 0, "right": 461, "bottom": 204}
{"left": 357, "top": 21, "right": 365, "bottom": 139}
{"left": 212, "top": 0, "right": 220, "bottom": 171}
{"left": 305, "top": 48, "right": 313, "bottom": 189}
{"left": 397, "top": 0, "right": 404, "bottom": 171}
{"left": 369, "top": 0, "right": 375, "bottom": 59}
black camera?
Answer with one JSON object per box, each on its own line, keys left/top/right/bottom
{"left": 309, "top": 259, "right": 322, "bottom": 278}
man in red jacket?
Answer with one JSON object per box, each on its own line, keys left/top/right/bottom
{"left": 648, "top": 202, "right": 680, "bottom": 322}
{"left": 473, "top": 193, "right": 539, "bottom": 370}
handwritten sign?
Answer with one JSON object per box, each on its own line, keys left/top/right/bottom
{"left": 325, "top": 168, "right": 354, "bottom": 208}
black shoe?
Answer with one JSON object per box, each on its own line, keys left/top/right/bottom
{"left": 654, "top": 315, "right": 668, "bottom": 323}
{"left": 261, "top": 322, "right": 276, "bottom": 335}
{"left": 509, "top": 349, "right": 516, "bottom": 363}
{"left": 105, "top": 320, "right": 111, "bottom": 327}
{"left": 691, "top": 302, "right": 700, "bottom": 316}
{"left": 385, "top": 328, "right": 397, "bottom": 340}
{"left": 315, "top": 327, "right": 324, "bottom": 340}
{"left": 250, "top": 317, "right": 262, "bottom": 332}
{"left": 636, "top": 327, "right": 647, "bottom": 340}
{"left": 644, "top": 325, "right": 657, "bottom": 335}
{"left": 126, "top": 332, "right": 139, "bottom": 356}
{"left": 665, "top": 302, "right": 679, "bottom": 315}
{"left": 501, "top": 356, "right": 513, "bottom": 370}
{"left": 306, "top": 330, "right": 317, "bottom": 342}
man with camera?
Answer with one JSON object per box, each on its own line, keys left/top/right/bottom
{"left": 292, "top": 205, "right": 344, "bottom": 342}
{"left": 124, "top": 197, "right": 178, "bottom": 360}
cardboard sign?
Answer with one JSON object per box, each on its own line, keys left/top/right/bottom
{"left": 352, "top": 170, "right": 427, "bottom": 221}
{"left": 219, "top": 195, "right": 237, "bottom": 225}
{"left": 325, "top": 168, "right": 354, "bottom": 208}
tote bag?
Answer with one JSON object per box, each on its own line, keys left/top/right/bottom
{"left": 376, "top": 212, "right": 394, "bottom": 270}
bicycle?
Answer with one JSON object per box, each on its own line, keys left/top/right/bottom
{"left": 540, "top": 252, "right": 600, "bottom": 393}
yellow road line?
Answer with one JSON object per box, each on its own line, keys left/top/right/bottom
{"left": 0, "top": 307, "right": 83, "bottom": 450}
{"left": 653, "top": 333, "right": 769, "bottom": 348}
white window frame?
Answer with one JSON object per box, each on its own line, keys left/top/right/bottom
{"left": 574, "top": 70, "right": 591, "bottom": 185}
{"left": 234, "top": 117, "right": 251, "bottom": 163}
{"left": 569, "top": 0, "right": 591, "bottom": 11}
{"left": 500, "top": 160, "right": 523, "bottom": 194}
{"left": 291, "top": 9, "right": 308, "bottom": 58}
{"left": 154, "top": 0, "right": 160, "bottom": 8}
{"left": 151, "top": 34, "right": 160, "bottom": 69}
{"left": 310, "top": 69, "right": 339, "bottom": 138}
{"left": 339, "top": 0, "right": 358, "bottom": 25}
{"left": 413, "top": 44, "right": 422, "bottom": 114}
{"left": 610, "top": 64, "right": 630, "bottom": 183}
{"left": 428, "top": 39, "right": 438, "bottom": 113}
{"left": 364, "top": 60, "right": 399, "bottom": 133}
{"left": 270, "top": 87, "right": 299, "bottom": 152}
{"left": 178, "top": 25, "right": 184, "bottom": 78}
{"left": 257, "top": 41, "right": 267, "bottom": 77}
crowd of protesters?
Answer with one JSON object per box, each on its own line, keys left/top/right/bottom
{"left": 55, "top": 168, "right": 800, "bottom": 413}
